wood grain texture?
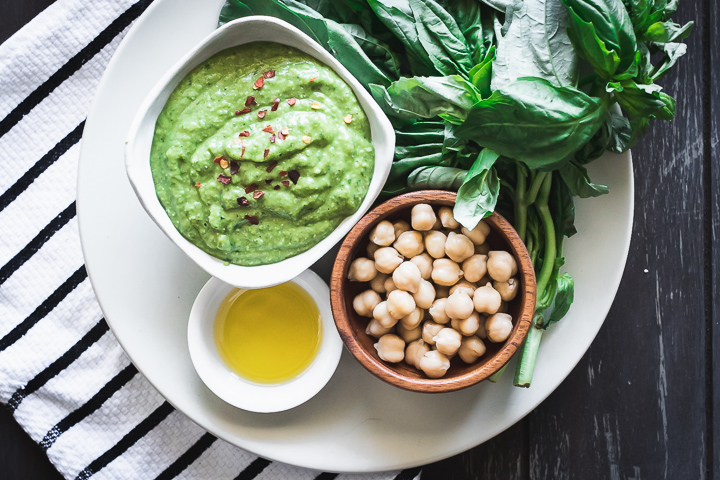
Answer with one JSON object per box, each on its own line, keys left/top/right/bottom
{"left": 709, "top": 0, "right": 719, "bottom": 476}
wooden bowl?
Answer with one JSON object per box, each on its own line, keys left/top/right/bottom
{"left": 330, "top": 191, "right": 536, "bottom": 393}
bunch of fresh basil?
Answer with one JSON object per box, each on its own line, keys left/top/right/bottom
{"left": 218, "top": 0, "right": 692, "bottom": 387}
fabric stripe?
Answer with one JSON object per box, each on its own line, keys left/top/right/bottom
{"left": 155, "top": 433, "right": 217, "bottom": 480}
{"left": 40, "top": 362, "right": 138, "bottom": 451}
{"left": 234, "top": 458, "right": 271, "bottom": 480}
{"left": 393, "top": 467, "right": 422, "bottom": 480}
{"left": 0, "top": 265, "right": 87, "bottom": 353}
{"left": 314, "top": 473, "right": 338, "bottom": 480}
{"left": 0, "top": 202, "right": 76, "bottom": 285}
{"left": 0, "top": 122, "right": 83, "bottom": 213}
{"left": 0, "top": 0, "right": 151, "bottom": 137}
{"left": 7, "top": 318, "right": 108, "bottom": 411}
{"left": 73, "top": 401, "right": 175, "bottom": 480}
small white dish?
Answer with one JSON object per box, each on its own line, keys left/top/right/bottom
{"left": 187, "top": 269, "right": 342, "bottom": 413}
{"left": 125, "top": 16, "right": 395, "bottom": 289}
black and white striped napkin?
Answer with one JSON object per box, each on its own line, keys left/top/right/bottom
{"left": 0, "top": 0, "right": 423, "bottom": 478}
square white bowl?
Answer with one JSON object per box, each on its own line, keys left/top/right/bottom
{"left": 125, "top": 16, "right": 395, "bottom": 288}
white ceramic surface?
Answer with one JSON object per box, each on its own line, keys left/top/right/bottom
{"left": 125, "top": 16, "right": 395, "bottom": 289}
{"left": 187, "top": 271, "right": 342, "bottom": 413}
{"left": 77, "top": 0, "right": 634, "bottom": 472}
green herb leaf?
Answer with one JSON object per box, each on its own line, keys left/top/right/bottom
{"left": 564, "top": 5, "right": 622, "bottom": 78}
{"left": 454, "top": 149, "right": 501, "bottom": 229}
{"left": 641, "top": 20, "right": 694, "bottom": 43}
{"left": 436, "top": 0, "right": 491, "bottom": 64}
{"left": 468, "top": 46, "right": 495, "bottom": 99}
{"left": 407, "top": 166, "right": 468, "bottom": 190}
{"left": 607, "top": 79, "right": 675, "bottom": 120}
{"left": 546, "top": 273, "right": 575, "bottom": 325}
{"left": 559, "top": 161, "right": 609, "bottom": 197}
{"left": 339, "top": 23, "right": 402, "bottom": 80}
{"left": 651, "top": 42, "right": 688, "bottom": 81}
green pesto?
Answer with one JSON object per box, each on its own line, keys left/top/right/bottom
{"left": 150, "top": 43, "right": 374, "bottom": 266}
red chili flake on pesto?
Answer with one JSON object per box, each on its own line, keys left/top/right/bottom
{"left": 235, "top": 107, "right": 251, "bottom": 115}
{"left": 257, "top": 109, "right": 267, "bottom": 119}
{"left": 230, "top": 160, "right": 239, "bottom": 175}
{"left": 194, "top": 182, "right": 202, "bottom": 187}
{"left": 262, "top": 125, "right": 274, "bottom": 133}
{"left": 253, "top": 77, "right": 264, "bottom": 90}
{"left": 287, "top": 97, "right": 296, "bottom": 106}
{"left": 245, "top": 96, "right": 257, "bottom": 107}
{"left": 270, "top": 134, "right": 276, "bottom": 144}
{"left": 213, "top": 156, "right": 224, "bottom": 164}
{"left": 241, "top": 144, "right": 246, "bottom": 159}
{"left": 244, "top": 183, "right": 258, "bottom": 194}
{"left": 282, "top": 180, "right": 290, "bottom": 187}
{"left": 263, "top": 70, "right": 276, "bottom": 79}
{"left": 309, "top": 76, "right": 318, "bottom": 82}
{"left": 239, "top": 130, "right": 250, "bottom": 137}
{"left": 265, "top": 178, "right": 273, "bottom": 184}
{"left": 277, "top": 131, "right": 285, "bottom": 140}
{"left": 244, "top": 214, "right": 259, "bottom": 225}
{"left": 288, "top": 170, "right": 300, "bottom": 184}
{"left": 271, "top": 98, "right": 280, "bottom": 111}
{"left": 266, "top": 160, "right": 278, "bottom": 173}
{"left": 217, "top": 175, "right": 232, "bottom": 185}
{"left": 279, "top": 170, "right": 288, "bottom": 176}
{"left": 253, "top": 190, "right": 265, "bottom": 199}
{"left": 237, "top": 196, "right": 250, "bottom": 207}
{"left": 263, "top": 149, "right": 270, "bottom": 158}
{"left": 274, "top": 185, "right": 281, "bottom": 190}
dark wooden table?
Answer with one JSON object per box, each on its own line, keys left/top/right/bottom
{"left": 2, "top": 1, "right": 717, "bottom": 479}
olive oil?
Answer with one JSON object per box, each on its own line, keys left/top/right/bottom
{"left": 214, "top": 282, "right": 322, "bottom": 384}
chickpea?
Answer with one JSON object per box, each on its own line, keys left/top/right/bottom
{"left": 435, "top": 285, "right": 450, "bottom": 299}
{"left": 384, "top": 276, "right": 398, "bottom": 293}
{"left": 405, "top": 339, "right": 430, "bottom": 368}
{"left": 397, "top": 323, "right": 423, "bottom": 343}
{"left": 458, "top": 336, "right": 487, "bottom": 364}
{"left": 394, "top": 231, "right": 424, "bottom": 258}
{"left": 444, "top": 232, "right": 475, "bottom": 263}
{"left": 365, "top": 318, "right": 393, "bottom": 338}
{"left": 486, "top": 251, "right": 518, "bottom": 282}
{"left": 428, "top": 298, "right": 451, "bottom": 324}
{"left": 374, "top": 334, "right": 405, "bottom": 363}
{"left": 433, "top": 327, "right": 462, "bottom": 356}
{"left": 424, "top": 230, "right": 447, "bottom": 259}
{"left": 366, "top": 241, "right": 380, "bottom": 258}
{"left": 392, "top": 261, "right": 422, "bottom": 293}
{"left": 422, "top": 321, "right": 444, "bottom": 345}
{"left": 431, "top": 258, "right": 463, "bottom": 286}
{"left": 485, "top": 313, "right": 513, "bottom": 343}
{"left": 387, "top": 290, "right": 416, "bottom": 319}
{"left": 449, "top": 280, "right": 477, "bottom": 297}
{"left": 400, "top": 307, "right": 424, "bottom": 329}
{"left": 370, "top": 273, "right": 389, "bottom": 294}
{"left": 451, "top": 311, "right": 481, "bottom": 336}
{"left": 374, "top": 247, "right": 403, "bottom": 274}
{"left": 418, "top": 350, "right": 450, "bottom": 378}
{"left": 411, "top": 204, "right": 437, "bottom": 231}
{"left": 352, "top": 289, "right": 381, "bottom": 317}
{"left": 347, "top": 257, "right": 378, "bottom": 282}
{"left": 473, "top": 283, "right": 502, "bottom": 314}
{"left": 369, "top": 220, "right": 395, "bottom": 246}
{"left": 493, "top": 277, "right": 519, "bottom": 302}
{"left": 393, "top": 220, "right": 411, "bottom": 239}
{"left": 462, "top": 254, "right": 488, "bottom": 283}
{"left": 410, "top": 253, "right": 433, "bottom": 280}
{"left": 462, "top": 221, "right": 491, "bottom": 245}
{"left": 444, "top": 290, "right": 474, "bottom": 320}
{"left": 373, "top": 301, "right": 399, "bottom": 329}
{"left": 438, "top": 206, "right": 460, "bottom": 229}
{"left": 412, "top": 279, "right": 435, "bottom": 309}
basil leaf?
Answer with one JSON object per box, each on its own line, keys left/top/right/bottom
{"left": 606, "top": 113, "right": 633, "bottom": 153}
{"left": 437, "top": 0, "right": 491, "bottom": 64}
{"left": 218, "top": 0, "right": 253, "bottom": 26}
{"left": 340, "top": 23, "right": 402, "bottom": 80}
{"left": 442, "top": 122, "right": 481, "bottom": 169}
{"left": 641, "top": 20, "right": 694, "bottom": 43}
{"left": 395, "top": 143, "right": 444, "bottom": 160}
{"left": 559, "top": 161, "right": 609, "bottom": 197}
{"left": 651, "top": 42, "right": 688, "bottom": 81}
{"left": 550, "top": 174, "right": 577, "bottom": 239}
{"left": 407, "top": 166, "right": 468, "bottom": 190}
{"left": 564, "top": 5, "right": 622, "bottom": 78}
{"left": 387, "top": 152, "right": 448, "bottom": 186}
{"left": 454, "top": 149, "right": 501, "bottom": 230}
{"left": 457, "top": 78, "right": 607, "bottom": 169}
{"left": 468, "top": 46, "right": 495, "bottom": 99}
{"left": 395, "top": 121, "right": 446, "bottom": 145}
{"left": 546, "top": 273, "right": 575, "bottom": 325}
{"left": 607, "top": 79, "right": 675, "bottom": 120}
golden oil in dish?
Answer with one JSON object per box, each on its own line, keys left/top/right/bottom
{"left": 214, "top": 282, "right": 322, "bottom": 384}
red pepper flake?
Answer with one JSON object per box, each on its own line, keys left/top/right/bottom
{"left": 309, "top": 76, "right": 318, "bottom": 82}
{"left": 237, "top": 196, "right": 250, "bottom": 207}
{"left": 257, "top": 109, "right": 267, "bottom": 119}
{"left": 266, "top": 160, "right": 278, "bottom": 173}
{"left": 271, "top": 98, "right": 280, "bottom": 111}
{"left": 277, "top": 131, "right": 285, "bottom": 140}
{"left": 287, "top": 97, "right": 296, "bottom": 106}
{"left": 245, "top": 96, "right": 257, "bottom": 107}
{"left": 263, "top": 70, "right": 276, "bottom": 79}
{"left": 244, "top": 183, "right": 258, "bottom": 194}
{"left": 239, "top": 130, "right": 250, "bottom": 137}
{"left": 270, "top": 134, "right": 276, "bottom": 144}
{"left": 253, "top": 190, "right": 265, "bottom": 200}
{"left": 213, "top": 156, "right": 224, "bottom": 164}
{"left": 282, "top": 180, "right": 290, "bottom": 187}
{"left": 262, "top": 125, "right": 275, "bottom": 133}
{"left": 288, "top": 170, "right": 300, "bottom": 184}
{"left": 241, "top": 144, "right": 246, "bottom": 159}
{"left": 265, "top": 178, "right": 273, "bottom": 184}
{"left": 279, "top": 170, "right": 288, "bottom": 176}
{"left": 253, "top": 77, "right": 264, "bottom": 90}
{"left": 230, "top": 160, "right": 239, "bottom": 175}
{"left": 264, "top": 149, "right": 270, "bottom": 158}
{"left": 217, "top": 175, "right": 232, "bottom": 185}
{"left": 194, "top": 182, "right": 202, "bottom": 187}
{"left": 244, "top": 214, "right": 259, "bottom": 225}
{"left": 274, "top": 185, "right": 281, "bottom": 190}
{"left": 235, "top": 107, "right": 252, "bottom": 115}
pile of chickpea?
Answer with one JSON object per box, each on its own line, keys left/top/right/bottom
{"left": 347, "top": 203, "right": 519, "bottom": 379}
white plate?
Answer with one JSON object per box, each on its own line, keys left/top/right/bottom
{"left": 77, "top": 0, "right": 633, "bottom": 473}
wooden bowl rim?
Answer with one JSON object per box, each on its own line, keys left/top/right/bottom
{"left": 330, "top": 190, "right": 537, "bottom": 393}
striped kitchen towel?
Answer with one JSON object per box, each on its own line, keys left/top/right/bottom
{"left": 0, "top": 0, "right": 422, "bottom": 478}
